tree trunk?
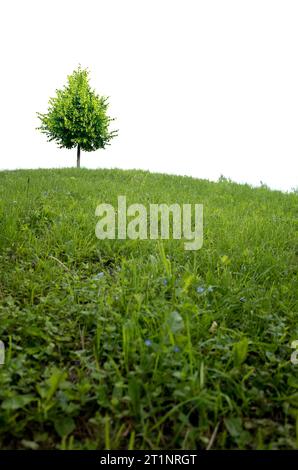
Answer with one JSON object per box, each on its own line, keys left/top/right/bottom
{"left": 77, "top": 144, "right": 81, "bottom": 168}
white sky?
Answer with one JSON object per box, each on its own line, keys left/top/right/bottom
{"left": 0, "top": 0, "right": 297, "bottom": 191}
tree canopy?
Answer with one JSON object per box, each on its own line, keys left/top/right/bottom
{"left": 37, "top": 66, "right": 117, "bottom": 167}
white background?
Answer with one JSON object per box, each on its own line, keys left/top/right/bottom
{"left": 0, "top": 0, "right": 297, "bottom": 191}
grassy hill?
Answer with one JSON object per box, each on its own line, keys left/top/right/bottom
{"left": 0, "top": 168, "right": 297, "bottom": 450}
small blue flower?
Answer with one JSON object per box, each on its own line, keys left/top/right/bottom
{"left": 93, "top": 272, "right": 104, "bottom": 280}
{"left": 162, "top": 279, "right": 168, "bottom": 286}
{"left": 144, "top": 339, "right": 152, "bottom": 347}
{"left": 197, "top": 286, "right": 205, "bottom": 294}
{"left": 173, "top": 345, "right": 180, "bottom": 353}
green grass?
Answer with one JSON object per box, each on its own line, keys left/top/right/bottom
{"left": 0, "top": 168, "right": 297, "bottom": 450}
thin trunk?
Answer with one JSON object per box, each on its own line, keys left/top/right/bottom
{"left": 77, "top": 144, "right": 81, "bottom": 168}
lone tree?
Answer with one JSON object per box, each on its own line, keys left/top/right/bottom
{"left": 37, "top": 66, "right": 117, "bottom": 168}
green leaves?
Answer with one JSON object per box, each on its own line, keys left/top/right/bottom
{"left": 233, "top": 338, "right": 249, "bottom": 367}
{"left": 37, "top": 368, "right": 68, "bottom": 403}
{"left": 2, "top": 394, "right": 35, "bottom": 410}
{"left": 54, "top": 417, "right": 76, "bottom": 438}
{"left": 37, "top": 66, "right": 117, "bottom": 161}
{"left": 224, "top": 416, "right": 243, "bottom": 437}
